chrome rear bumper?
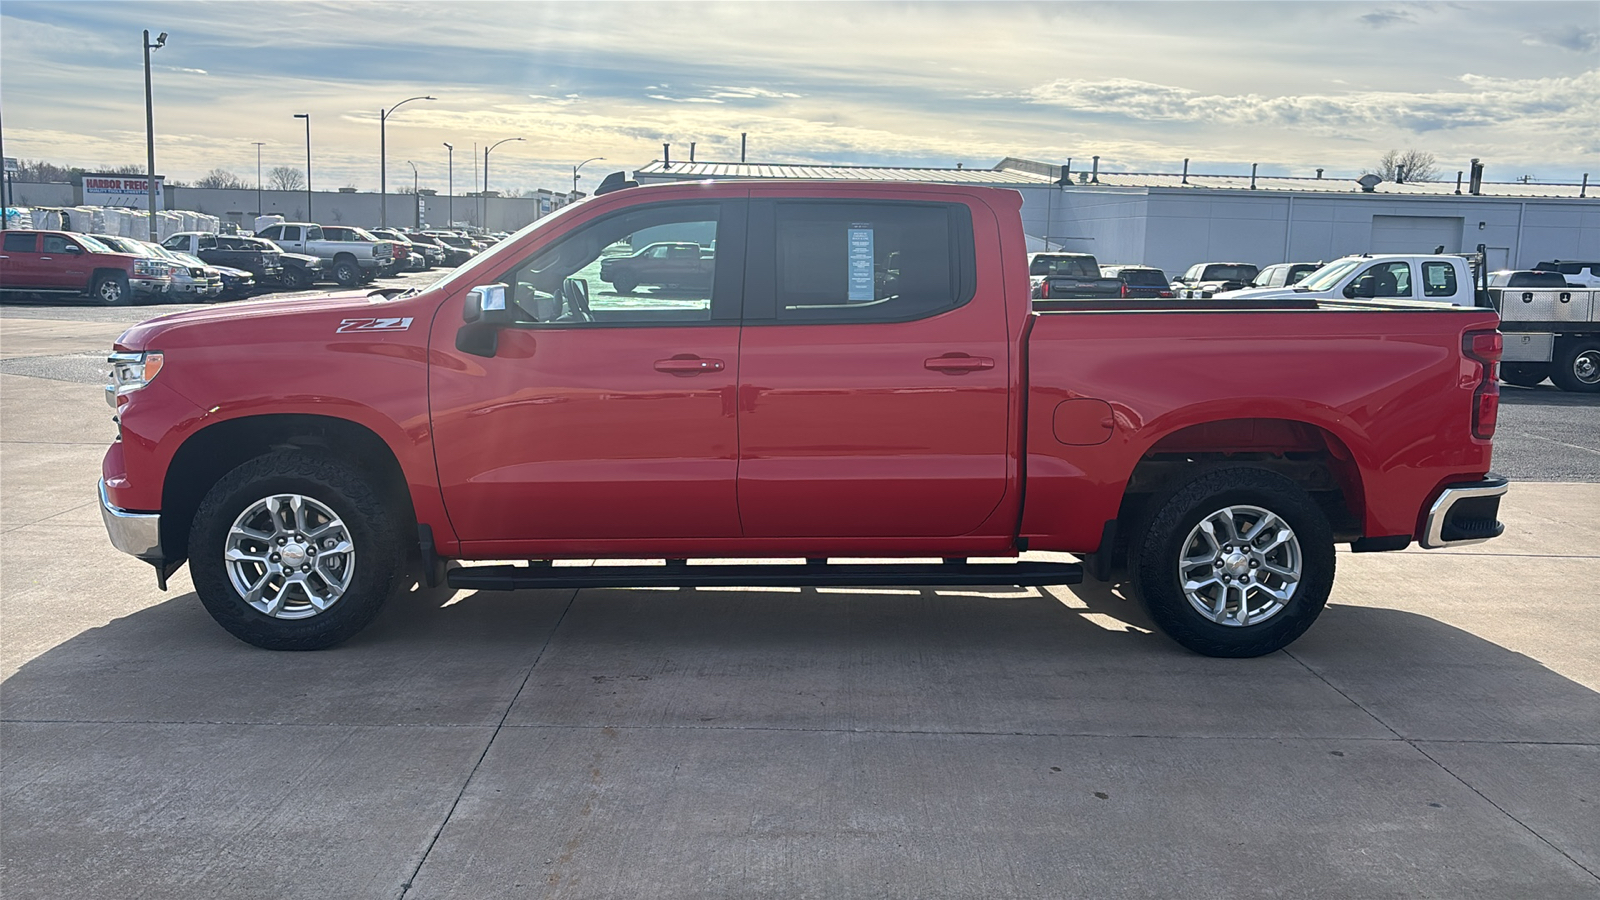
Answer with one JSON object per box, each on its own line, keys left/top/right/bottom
{"left": 1421, "top": 474, "right": 1509, "bottom": 549}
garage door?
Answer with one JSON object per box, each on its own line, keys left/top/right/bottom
{"left": 1371, "top": 215, "right": 1463, "bottom": 254}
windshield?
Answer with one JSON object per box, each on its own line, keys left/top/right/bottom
{"left": 79, "top": 235, "right": 114, "bottom": 253}
{"left": 1295, "top": 258, "right": 1363, "bottom": 291}
{"left": 1030, "top": 255, "right": 1098, "bottom": 278}
{"left": 176, "top": 252, "right": 207, "bottom": 267}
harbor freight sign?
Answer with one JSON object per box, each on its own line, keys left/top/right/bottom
{"left": 82, "top": 173, "right": 165, "bottom": 210}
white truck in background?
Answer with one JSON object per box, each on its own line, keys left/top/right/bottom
{"left": 1219, "top": 252, "right": 1600, "bottom": 392}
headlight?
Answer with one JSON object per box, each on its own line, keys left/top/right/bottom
{"left": 106, "top": 350, "right": 165, "bottom": 407}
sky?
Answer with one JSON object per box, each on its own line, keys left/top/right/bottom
{"left": 1, "top": 0, "right": 1596, "bottom": 197}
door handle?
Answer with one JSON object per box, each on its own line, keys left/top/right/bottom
{"left": 655, "top": 356, "right": 725, "bottom": 375}
{"left": 924, "top": 355, "right": 995, "bottom": 373}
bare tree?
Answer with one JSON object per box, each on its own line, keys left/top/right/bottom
{"left": 267, "top": 166, "right": 306, "bottom": 191}
{"left": 13, "top": 159, "right": 74, "bottom": 182}
{"left": 195, "top": 168, "right": 247, "bottom": 190}
{"left": 1368, "top": 149, "right": 1440, "bottom": 183}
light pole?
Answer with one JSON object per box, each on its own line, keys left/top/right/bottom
{"left": 251, "top": 141, "right": 265, "bottom": 216}
{"left": 442, "top": 142, "right": 453, "bottom": 227}
{"left": 406, "top": 160, "right": 419, "bottom": 228}
{"left": 380, "top": 95, "right": 434, "bottom": 227}
{"left": 293, "top": 113, "right": 311, "bottom": 220}
{"left": 142, "top": 30, "right": 167, "bottom": 237}
{"left": 483, "top": 137, "right": 524, "bottom": 231}
{"left": 573, "top": 156, "right": 604, "bottom": 197}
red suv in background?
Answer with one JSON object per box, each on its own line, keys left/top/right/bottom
{"left": 0, "top": 230, "right": 172, "bottom": 305}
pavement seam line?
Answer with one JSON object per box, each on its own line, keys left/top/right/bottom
{"left": 395, "top": 587, "right": 580, "bottom": 900}
{"left": 1285, "top": 648, "right": 1600, "bottom": 884}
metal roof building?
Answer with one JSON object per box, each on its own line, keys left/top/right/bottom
{"left": 634, "top": 157, "right": 1599, "bottom": 276}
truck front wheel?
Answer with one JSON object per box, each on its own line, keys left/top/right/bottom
{"left": 92, "top": 272, "right": 131, "bottom": 306}
{"left": 188, "top": 452, "right": 403, "bottom": 650}
{"left": 332, "top": 259, "right": 362, "bottom": 287}
{"left": 1550, "top": 339, "right": 1600, "bottom": 393}
{"left": 1129, "top": 467, "right": 1335, "bottom": 658}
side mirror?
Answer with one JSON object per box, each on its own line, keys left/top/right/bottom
{"left": 462, "top": 283, "right": 510, "bottom": 324}
{"left": 1345, "top": 278, "right": 1375, "bottom": 299}
{"left": 65, "top": 245, "right": 83, "bottom": 254}
{"left": 458, "top": 283, "right": 510, "bottom": 358}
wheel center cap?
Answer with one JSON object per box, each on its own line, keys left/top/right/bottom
{"left": 1224, "top": 552, "right": 1250, "bottom": 577}
{"left": 281, "top": 544, "right": 307, "bottom": 566}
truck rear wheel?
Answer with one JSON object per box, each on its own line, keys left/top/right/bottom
{"left": 92, "top": 272, "right": 131, "bottom": 306}
{"left": 1550, "top": 339, "right": 1600, "bottom": 393}
{"left": 1499, "top": 363, "right": 1549, "bottom": 387}
{"left": 1129, "top": 467, "right": 1335, "bottom": 658}
{"left": 188, "top": 452, "right": 402, "bottom": 650}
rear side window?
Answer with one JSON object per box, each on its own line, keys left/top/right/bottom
{"left": 3, "top": 232, "right": 36, "bottom": 252}
{"left": 766, "top": 201, "right": 974, "bottom": 323}
{"left": 1422, "top": 262, "right": 1457, "bottom": 297}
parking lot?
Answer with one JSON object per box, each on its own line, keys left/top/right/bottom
{"left": 2, "top": 294, "right": 1598, "bottom": 898}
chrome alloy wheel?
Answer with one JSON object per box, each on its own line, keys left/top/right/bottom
{"left": 1177, "top": 505, "right": 1302, "bottom": 627}
{"left": 1574, "top": 350, "right": 1600, "bottom": 385}
{"left": 225, "top": 494, "right": 355, "bottom": 619}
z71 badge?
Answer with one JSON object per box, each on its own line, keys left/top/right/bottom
{"left": 336, "top": 316, "right": 414, "bottom": 333}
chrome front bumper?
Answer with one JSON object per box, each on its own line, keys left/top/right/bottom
{"left": 1420, "top": 474, "right": 1509, "bottom": 549}
{"left": 99, "top": 478, "right": 162, "bottom": 560}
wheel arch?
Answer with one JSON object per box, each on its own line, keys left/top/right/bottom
{"left": 160, "top": 413, "right": 417, "bottom": 564}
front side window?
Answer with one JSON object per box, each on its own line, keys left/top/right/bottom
{"left": 42, "top": 235, "right": 74, "bottom": 254}
{"left": 1348, "top": 262, "right": 1412, "bottom": 298}
{"left": 279, "top": 226, "right": 300, "bottom": 242}
{"left": 499, "top": 202, "right": 722, "bottom": 326}
{"left": 1422, "top": 262, "right": 1457, "bottom": 297}
{"left": 162, "top": 235, "right": 187, "bottom": 250}
{"left": 306, "top": 226, "right": 324, "bottom": 241}
{"left": 769, "top": 201, "right": 973, "bottom": 322}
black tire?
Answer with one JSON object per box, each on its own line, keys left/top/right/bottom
{"left": 1129, "top": 467, "right": 1335, "bottom": 658}
{"left": 91, "top": 272, "right": 132, "bottom": 306}
{"left": 1550, "top": 339, "right": 1600, "bottom": 393}
{"left": 611, "top": 278, "right": 637, "bottom": 294}
{"left": 332, "top": 258, "right": 362, "bottom": 287}
{"left": 1499, "top": 363, "right": 1549, "bottom": 387}
{"left": 188, "top": 452, "right": 404, "bottom": 650}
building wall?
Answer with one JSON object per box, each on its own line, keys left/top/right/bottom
{"left": 1021, "top": 187, "right": 1600, "bottom": 278}
{"left": 164, "top": 187, "right": 546, "bottom": 232}
{"left": 5, "top": 181, "right": 76, "bottom": 208}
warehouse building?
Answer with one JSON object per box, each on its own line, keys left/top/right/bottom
{"left": 634, "top": 157, "right": 1598, "bottom": 277}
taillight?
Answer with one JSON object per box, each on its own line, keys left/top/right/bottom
{"left": 1159, "top": 290, "right": 1174, "bottom": 298}
{"left": 1120, "top": 282, "right": 1129, "bottom": 297}
{"left": 1463, "top": 330, "right": 1502, "bottom": 439}
{"left": 1039, "top": 280, "right": 1050, "bottom": 299}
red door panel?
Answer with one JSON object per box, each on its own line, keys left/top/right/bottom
{"left": 430, "top": 324, "right": 742, "bottom": 543}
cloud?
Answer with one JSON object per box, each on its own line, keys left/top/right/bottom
{"left": 1359, "top": 8, "right": 1417, "bottom": 28}
{"left": 1522, "top": 25, "right": 1600, "bottom": 53}
{"left": 707, "top": 86, "right": 803, "bottom": 100}
{"left": 159, "top": 66, "right": 209, "bottom": 75}
{"left": 1017, "top": 69, "right": 1600, "bottom": 137}
{"left": 647, "top": 94, "right": 723, "bottom": 104}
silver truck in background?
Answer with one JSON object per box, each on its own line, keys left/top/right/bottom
{"left": 254, "top": 223, "right": 395, "bottom": 288}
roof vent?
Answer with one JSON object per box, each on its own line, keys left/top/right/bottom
{"left": 1357, "top": 174, "right": 1382, "bottom": 193}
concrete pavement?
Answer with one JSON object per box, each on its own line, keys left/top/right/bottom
{"left": 3, "top": 301, "right": 1597, "bottom": 899}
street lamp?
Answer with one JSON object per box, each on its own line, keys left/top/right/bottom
{"left": 406, "top": 160, "right": 419, "bottom": 227}
{"left": 442, "top": 142, "right": 453, "bottom": 227}
{"left": 251, "top": 141, "right": 265, "bottom": 216}
{"left": 573, "top": 156, "right": 604, "bottom": 197}
{"left": 293, "top": 113, "right": 311, "bottom": 220}
{"left": 483, "top": 137, "right": 524, "bottom": 230}
{"left": 379, "top": 95, "right": 434, "bottom": 227}
{"left": 142, "top": 30, "right": 167, "bottom": 237}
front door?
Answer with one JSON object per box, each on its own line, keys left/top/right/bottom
{"left": 734, "top": 195, "right": 1011, "bottom": 537}
{"left": 430, "top": 197, "right": 749, "bottom": 546}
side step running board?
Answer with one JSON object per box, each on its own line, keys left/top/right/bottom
{"left": 447, "top": 560, "right": 1084, "bottom": 592}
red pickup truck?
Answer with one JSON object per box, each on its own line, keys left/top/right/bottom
{"left": 99, "top": 181, "right": 1507, "bottom": 657}
{"left": 1, "top": 230, "right": 172, "bottom": 305}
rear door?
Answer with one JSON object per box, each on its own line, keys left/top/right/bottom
{"left": 734, "top": 192, "right": 1010, "bottom": 537}
{"left": 0, "top": 231, "right": 40, "bottom": 287}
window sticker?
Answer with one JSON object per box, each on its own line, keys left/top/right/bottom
{"left": 847, "top": 225, "right": 874, "bottom": 302}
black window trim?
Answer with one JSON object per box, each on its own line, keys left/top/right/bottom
{"left": 490, "top": 198, "right": 748, "bottom": 330}
{"left": 742, "top": 197, "right": 978, "bottom": 326}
